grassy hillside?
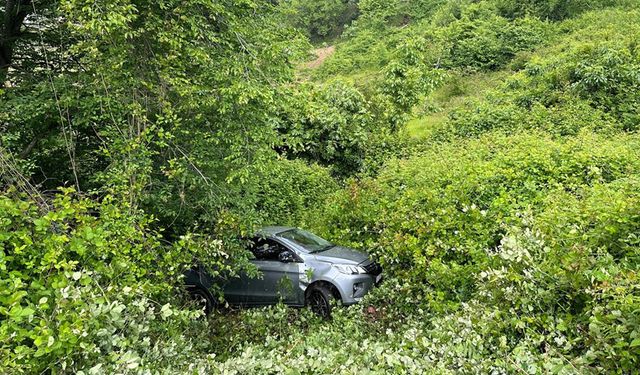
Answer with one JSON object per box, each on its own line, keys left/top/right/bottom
{"left": 404, "top": 70, "right": 510, "bottom": 138}
{"left": 2, "top": 0, "right": 640, "bottom": 373}
{"left": 217, "top": 2, "right": 640, "bottom": 373}
{"left": 156, "top": 2, "right": 640, "bottom": 373}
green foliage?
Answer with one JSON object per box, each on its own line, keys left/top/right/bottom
{"left": 313, "top": 27, "right": 394, "bottom": 80}
{"left": 442, "top": 96, "right": 619, "bottom": 139}
{"left": 315, "top": 0, "right": 551, "bottom": 81}
{"left": 302, "top": 131, "right": 640, "bottom": 372}
{"left": 312, "top": 0, "right": 449, "bottom": 80}
{"left": 0, "top": 0, "right": 311, "bottom": 233}
{"left": 279, "top": 81, "right": 372, "bottom": 175}
{"left": 277, "top": 5, "right": 640, "bottom": 372}
{"left": 380, "top": 40, "right": 447, "bottom": 127}
{"left": 433, "top": 8, "right": 640, "bottom": 139}
{"left": 4, "top": 0, "right": 640, "bottom": 373}
{"left": 0, "top": 189, "right": 234, "bottom": 372}
{"left": 493, "top": 0, "right": 634, "bottom": 20}
{"left": 312, "top": 131, "right": 640, "bottom": 302}
{"left": 283, "top": 0, "right": 359, "bottom": 42}
{"left": 436, "top": 7, "right": 552, "bottom": 71}
{"left": 357, "top": 0, "right": 447, "bottom": 29}
{"left": 246, "top": 158, "right": 339, "bottom": 225}
{"left": 276, "top": 79, "right": 417, "bottom": 176}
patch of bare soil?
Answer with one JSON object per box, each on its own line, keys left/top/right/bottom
{"left": 302, "top": 45, "right": 335, "bottom": 69}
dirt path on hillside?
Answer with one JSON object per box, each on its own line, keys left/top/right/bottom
{"left": 302, "top": 46, "right": 335, "bottom": 69}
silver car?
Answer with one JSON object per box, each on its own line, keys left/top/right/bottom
{"left": 185, "top": 226, "right": 383, "bottom": 317}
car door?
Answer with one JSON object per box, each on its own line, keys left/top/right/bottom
{"left": 245, "top": 239, "right": 301, "bottom": 305}
{"left": 221, "top": 238, "right": 260, "bottom": 305}
{"left": 221, "top": 273, "right": 249, "bottom": 305}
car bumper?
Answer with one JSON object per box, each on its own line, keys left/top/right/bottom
{"left": 333, "top": 272, "right": 383, "bottom": 305}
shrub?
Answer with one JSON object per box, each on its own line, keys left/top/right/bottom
{"left": 442, "top": 95, "right": 619, "bottom": 139}
{"left": 248, "top": 158, "right": 338, "bottom": 225}
{"left": 433, "top": 8, "right": 640, "bottom": 140}
{"left": 494, "top": 0, "right": 632, "bottom": 20}
{"left": 284, "top": 0, "right": 359, "bottom": 41}
{"left": 311, "top": 132, "right": 640, "bottom": 305}
{"left": 0, "top": 189, "right": 247, "bottom": 373}
{"left": 277, "top": 80, "right": 413, "bottom": 177}
{"left": 435, "top": 3, "right": 551, "bottom": 71}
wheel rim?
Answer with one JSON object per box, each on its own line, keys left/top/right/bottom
{"left": 191, "top": 290, "right": 209, "bottom": 313}
{"left": 309, "top": 291, "right": 328, "bottom": 317}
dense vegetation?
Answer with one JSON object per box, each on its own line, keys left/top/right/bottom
{"left": 2, "top": 0, "right": 640, "bottom": 373}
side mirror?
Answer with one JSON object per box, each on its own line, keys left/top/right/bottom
{"left": 278, "top": 250, "right": 296, "bottom": 263}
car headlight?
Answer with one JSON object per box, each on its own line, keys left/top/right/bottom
{"left": 333, "top": 264, "right": 367, "bottom": 275}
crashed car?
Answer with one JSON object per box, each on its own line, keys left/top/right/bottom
{"left": 184, "top": 226, "right": 383, "bottom": 317}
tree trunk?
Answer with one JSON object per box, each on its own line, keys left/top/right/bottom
{"left": 1, "top": 0, "right": 31, "bottom": 86}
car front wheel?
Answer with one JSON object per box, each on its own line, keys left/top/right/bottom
{"left": 306, "top": 285, "right": 335, "bottom": 318}
{"left": 188, "top": 287, "right": 214, "bottom": 316}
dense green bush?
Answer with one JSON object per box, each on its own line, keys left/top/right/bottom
{"left": 519, "top": 9, "right": 640, "bottom": 130}
{"left": 311, "top": 0, "right": 454, "bottom": 79}
{"left": 145, "top": 152, "right": 337, "bottom": 233}
{"left": 434, "top": 8, "right": 640, "bottom": 139}
{"left": 436, "top": 4, "right": 551, "bottom": 71}
{"left": 276, "top": 80, "right": 415, "bottom": 176}
{"left": 283, "top": 0, "right": 359, "bottom": 41}
{"left": 312, "top": 25, "right": 401, "bottom": 80}
{"left": 0, "top": 189, "right": 253, "bottom": 373}
{"left": 285, "top": 7, "right": 640, "bottom": 372}
{"left": 276, "top": 81, "right": 371, "bottom": 176}
{"left": 356, "top": 0, "right": 447, "bottom": 29}
{"left": 248, "top": 158, "right": 339, "bottom": 225}
{"left": 312, "top": 132, "right": 640, "bottom": 302}
{"left": 309, "top": 1, "right": 554, "bottom": 152}
{"left": 316, "top": 0, "right": 551, "bottom": 80}
{"left": 441, "top": 95, "right": 619, "bottom": 139}
{"left": 297, "top": 132, "right": 640, "bottom": 372}
{"left": 0, "top": 0, "right": 311, "bottom": 237}
{"left": 493, "top": 0, "right": 634, "bottom": 20}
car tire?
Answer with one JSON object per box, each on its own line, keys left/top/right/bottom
{"left": 188, "top": 286, "right": 215, "bottom": 316}
{"left": 306, "top": 285, "right": 335, "bottom": 318}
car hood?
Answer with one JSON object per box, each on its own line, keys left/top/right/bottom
{"left": 313, "top": 246, "right": 369, "bottom": 265}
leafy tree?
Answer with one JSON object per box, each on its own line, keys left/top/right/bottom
{"left": 283, "top": 0, "right": 359, "bottom": 42}
{"left": 1, "top": 0, "right": 312, "bottom": 232}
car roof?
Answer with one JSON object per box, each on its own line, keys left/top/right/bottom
{"left": 257, "top": 226, "right": 295, "bottom": 236}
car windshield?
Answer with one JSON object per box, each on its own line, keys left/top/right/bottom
{"left": 276, "top": 228, "right": 333, "bottom": 253}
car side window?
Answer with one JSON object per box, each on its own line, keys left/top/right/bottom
{"left": 249, "top": 238, "right": 289, "bottom": 261}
